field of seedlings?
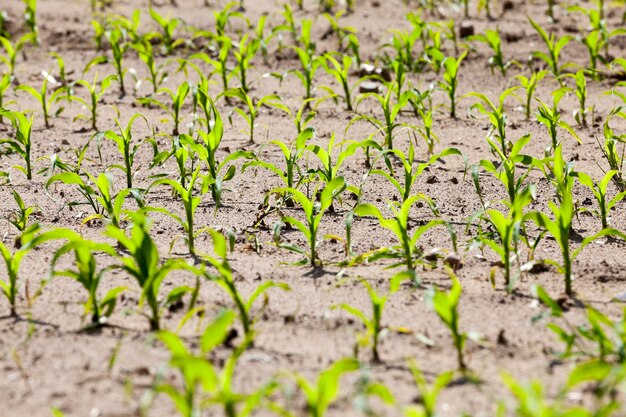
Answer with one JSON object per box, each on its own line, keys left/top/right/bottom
{"left": 2, "top": 0, "right": 626, "bottom": 415}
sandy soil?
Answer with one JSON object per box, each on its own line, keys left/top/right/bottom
{"left": 1, "top": 0, "right": 626, "bottom": 416}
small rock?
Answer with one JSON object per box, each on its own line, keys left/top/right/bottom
{"left": 497, "top": 329, "right": 508, "bottom": 346}
{"left": 502, "top": 0, "right": 514, "bottom": 11}
{"left": 444, "top": 252, "right": 463, "bottom": 270}
{"left": 371, "top": 0, "right": 380, "bottom": 6}
{"left": 425, "top": 175, "right": 439, "bottom": 184}
{"left": 359, "top": 81, "right": 382, "bottom": 94}
{"left": 459, "top": 21, "right": 474, "bottom": 38}
{"left": 450, "top": 177, "right": 459, "bottom": 185}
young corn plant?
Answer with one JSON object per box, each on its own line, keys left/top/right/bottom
{"left": 0, "top": 109, "right": 34, "bottom": 179}
{"left": 195, "top": 92, "right": 255, "bottom": 208}
{"left": 138, "top": 81, "right": 189, "bottom": 136}
{"left": 274, "top": 176, "right": 347, "bottom": 267}
{"left": 574, "top": 170, "right": 626, "bottom": 230}
{"left": 156, "top": 310, "right": 237, "bottom": 417}
{"left": 202, "top": 230, "right": 290, "bottom": 341}
{"left": 51, "top": 236, "right": 125, "bottom": 327}
{"left": 232, "top": 34, "right": 260, "bottom": 93}
{"left": 292, "top": 19, "right": 323, "bottom": 102}
{"left": 354, "top": 194, "right": 446, "bottom": 278}
{"left": 0, "top": 223, "right": 47, "bottom": 317}
{"left": 469, "top": 29, "right": 513, "bottom": 77}
{"left": 133, "top": 40, "right": 169, "bottom": 95}
{"left": 106, "top": 211, "right": 197, "bottom": 331}
{"left": 536, "top": 87, "right": 581, "bottom": 153}
{"left": 404, "top": 361, "right": 453, "bottom": 417}
{"left": 104, "top": 114, "right": 151, "bottom": 189}
{"left": 22, "top": 0, "right": 38, "bottom": 45}
{"left": 105, "top": 27, "right": 130, "bottom": 97}
{"left": 147, "top": 167, "right": 207, "bottom": 256}
{"left": 321, "top": 53, "right": 359, "bottom": 111}
{"left": 479, "top": 185, "right": 535, "bottom": 293}
{"left": 528, "top": 17, "right": 572, "bottom": 78}
{"left": 565, "top": 70, "right": 592, "bottom": 127}
{"left": 439, "top": 51, "right": 468, "bottom": 118}
{"left": 371, "top": 142, "right": 465, "bottom": 203}
{"left": 147, "top": 7, "right": 183, "bottom": 56}
{"left": 465, "top": 87, "right": 518, "bottom": 158}
{"left": 526, "top": 146, "right": 625, "bottom": 297}
{"left": 221, "top": 87, "right": 283, "bottom": 144}
{"left": 0, "top": 73, "right": 12, "bottom": 123}
{"left": 8, "top": 190, "right": 38, "bottom": 233}
{"left": 71, "top": 73, "right": 117, "bottom": 131}
{"left": 291, "top": 358, "right": 360, "bottom": 417}
{"left": 426, "top": 271, "right": 468, "bottom": 371}
{"left": 515, "top": 70, "right": 547, "bottom": 120}
{"left": 335, "top": 279, "right": 398, "bottom": 363}
{"left": 598, "top": 115, "right": 626, "bottom": 192}
{"left": 352, "top": 84, "right": 413, "bottom": 150}
{"left": 17, "top": 73, "right": 65, "bottom": 129}
{"left": 47, "top": 171, "right": 134, "bottom": 227}
{"left": 0, "top": 34, "right": 34, "bottom": 81}
{"left": 244, "top": 127, "right": 315, "bottom": 198}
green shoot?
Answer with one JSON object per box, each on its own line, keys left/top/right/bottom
{"left": 8, "top": 189, "right": 38, "bottom": 232}
{"left": 0, "top": 34, "right": 34, "bottom": 80}
{"left": 404, "top": 361, "right": 453, "bottom": 417}
{"left": 514, "top": 70, "right": 547, "bottom": 120}
{"left": 536, "top": 87, "right": 581, "bottom": 153}
{"left": 439, "top": 51, "right": 468, "bottom": 118}
{"left": 0, "top": 109, "right": 34, "bottom": 179}
{"left": 106, "top": 211, "right": 196, "bottom": 331}
{"left": 233, "top": 34, "right": 260, "bottom": 93}
{"left": 426, "top": 271, "right": 467, "bottom": 371}
{"left": 72, "top": 72, "right": 117, "bottom": 131}
{"left": 139, "top": 81, "right": 189, "bottom": 136}
{"left": 528, "top": 17, "right": 572, "bottom": 78}
{"left": 16, "top": 72, "right": 65, "bottom": 128}
{"left": 104, "top": 114, "right": 151, "bottom": 189}
{"left": 221, "top": 87, "right": 283, "bottom": 144}
{"left": 148, "top": 8, "right": 183, "bottom": 55}
{"left": 574, "top": 170, "right": 626, "bottom": 230}
{"left": 274, "top": 176, "right": 347, "bottom": 267}
{"left": 469, "top": 29, "right": 513, "bottom": 76}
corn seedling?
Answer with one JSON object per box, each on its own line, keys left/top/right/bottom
{"left": 466, "top": 87, "right": 518, "bottom": 158}
{"left": 404, "top": 361, "right": 453, "bottom": 417}
{"left": 158, "top": 309, "right": 280, "bottom": 417}
{"left": 221, "top": 87, "right": 283, "bottom": 144}
{"left": 203, "top": 230, "right": 290, "bottom": 340}
{"left": 195, "top": 92, "right": 255, "bottom": 208}
{"left": 51, "top": 236, "right": 124, "bottom": 327}
{"left": 0, "top": 73, "right": 12, "bottom": 123}
{"left": 104, "top": 113, "right": 151, "bottom": 189}
{"left": 536, "top": 87, "right": 581, "bottom": 153}
{"left": 0, "top": 109, "right": 34, "bottom": 179}
{"left": 22, "top": 0, "right": 38, "bottom": 45}
{"left": 323, "top": 10, "right": 356, "bottom": 52}
{"left": 515, "top": 70, "right": 547, "bottom": 120}
{"left": 352, "top": 84, "right": 413, "bottom": 150}
{"left": 528, "top": 17, "right": 572, "bottom": 78}
{"left": 439, "top": 51, "right": 467, "bottom": 119}
{"left": 598, "top": 114, "right": 626, "bottom": 192}
{"left": 306, "top": 133, "right": 376, "bottom": 203}
{"left": 253, "top": 15, "right": 275, "bottom": 66}
{"left": 148, "top": 167, "right": 207, "bottom": 256}
{"left": 321, "top": 53, "right": 359, "bottom": 111}
{"left": 274, "top": 176, "right": 347, "bottom": 267}
{"left": 213, "top": 2, "right": 248, "bottom": 39}
{"left": 565, "top": 70, "right": 592, "bottom": 127}
{"left": 478, "top": 185, "right": 534, "bottom": 292}
{"left": 147, "top": 8, "right": 183, "bottom": 56}
{"left": 426, "top": 271, "right": 467, "bottom": 371}
{"left": 72, "top": 73, "right": 117, "bottom": 131}
{"left": 105, "top": 27, "right": 130, "bottom": 97}
{"left": 233, "top": 34, "right": 260, "bottom": 93}
{"left": 244, "top": 127, "right": 314, "bottom": 197}
{"left": 371, "top": 142, "right": 464, "bottom": 203}
{"left": 139, "top": 81, "right": 189, "bottom": 136}
{"left": 8, "top": 189, "right": 38, "bottom": 233}
{"left": 106, "top": 211, "right": 197, "bottom": 331}
{"left": 469, "top": 29, "right": 513, "bottom": 76}
{"left": 354, "top": 194, "right": 446, "bottom": 274}
{"left": 292, "top": 19, "right": 323, "bottom": 103}
{"left": 415, "top": 109, "right": 439, "bottom": 156}
{"left": 574, "top": 170, "right": 626, "bottom": 230}
{"left": 473, "top": 134, "right": 540, "bottom": 208}
{"left": 16, "top": 72, "right": 65, "bottom": 129}
{"left": 527, "top": 146, "right": 625, "bottom": 297}
{"left": 133, "top": 40, "right": 169, "bottom": 95}
{"left": 0, "top": 223, "right": 44, "bottom": 316}
{"left": 47, "top": 171, "right": 133, "bottom": 227}
{"left": 291, "top": 358, "right": 360, "bottom": 417}
{"left": 0, "top": 34, "right": 34, "bottom": 81}
{"left": 336, "top": 278, "right": 398, "bottom": 363}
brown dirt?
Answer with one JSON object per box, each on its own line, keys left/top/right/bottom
{"left": 1, "top": 0, "right": 626, "bottom": 416}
